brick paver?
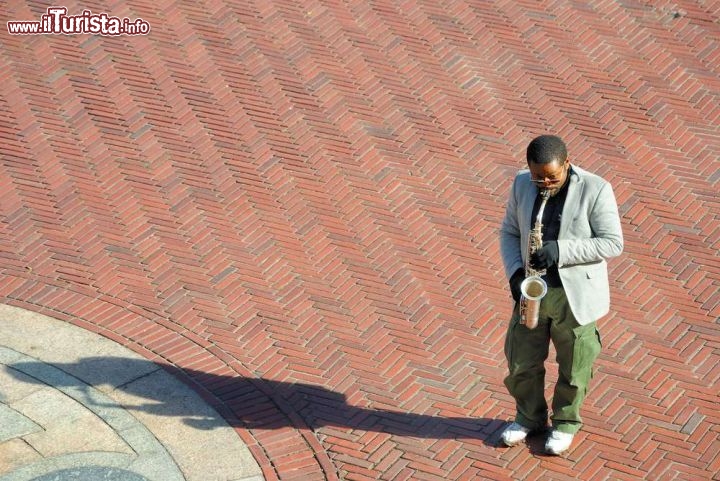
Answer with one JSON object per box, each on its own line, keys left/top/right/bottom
{"left": 1, "top": 1, "right": 718, "bottom": 480}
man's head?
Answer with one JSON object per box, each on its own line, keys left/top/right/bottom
{"left": 526, "top": 135, "right": 567, "bottom": 165}
{"left": 526, "top": 135, "right": 570, "bottom": 195}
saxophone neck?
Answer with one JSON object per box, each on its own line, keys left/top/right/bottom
{"left": 535, "top": 189, "right": 551, "bottom": 225}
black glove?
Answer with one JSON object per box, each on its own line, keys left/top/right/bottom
{"left": 509, "top": 268, "right": 524, "bottom": 302}
{"left": 530, "top": 241, "right": 559, "bottom": 270}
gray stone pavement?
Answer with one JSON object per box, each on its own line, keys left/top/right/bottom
{"left": 0, "top": 305, "right": 264, "bottom": 481}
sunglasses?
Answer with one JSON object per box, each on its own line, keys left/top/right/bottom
{"left": 530, "top": 162, "right": 568, "bottom": 186}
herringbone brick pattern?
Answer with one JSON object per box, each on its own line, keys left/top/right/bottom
{"left": 1, "top": 1, "right": 718, "bottom": 479}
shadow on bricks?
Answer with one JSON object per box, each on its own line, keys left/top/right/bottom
{"left": 7, "top": 357, "right": 503, "bottom": 445}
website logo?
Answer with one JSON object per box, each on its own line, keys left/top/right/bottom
{"left": 7, "top": 7, "right": 150, "bottom": 36}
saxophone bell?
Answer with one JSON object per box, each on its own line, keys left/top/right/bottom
{"left": 519, "top": 275, "right": 547, "bottom": 329}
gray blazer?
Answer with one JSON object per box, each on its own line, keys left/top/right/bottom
{"left": 499, "top": 165, "right": 624, "bottom": 325}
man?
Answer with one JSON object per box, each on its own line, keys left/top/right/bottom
{"left": 498, "top": 135, "right": 623, "bottom": 454}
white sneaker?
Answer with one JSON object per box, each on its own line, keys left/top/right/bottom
{"left": 500, "top": 422, "right": 531, "bottom": 446}
{"left": 545, "top": 430, "right": 574, "bottom": 455}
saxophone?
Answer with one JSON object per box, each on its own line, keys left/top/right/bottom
{"left": 519, "top": 189, "right": 550, "bottom": 329}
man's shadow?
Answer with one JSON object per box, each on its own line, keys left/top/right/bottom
{"left": 6, "top": 356, "right": 508, "bottom": 446}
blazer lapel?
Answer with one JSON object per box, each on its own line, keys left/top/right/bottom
{"left": 560, "top": 168, "right": 584, "bottom": 238}
{"left": 522, "top": 180, "right": 540, "bottom": 235}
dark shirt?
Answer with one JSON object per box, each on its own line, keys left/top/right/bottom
{"left": 529, "top": 167, "right": 573, "bottom": 287}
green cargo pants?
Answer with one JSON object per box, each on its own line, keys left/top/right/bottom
{"left": 504, "top": 287, "right": 602, "bottom": 434}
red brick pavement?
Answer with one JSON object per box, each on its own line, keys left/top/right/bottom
{"left": 1, "top": 1, "right": 718, "bottom": 480}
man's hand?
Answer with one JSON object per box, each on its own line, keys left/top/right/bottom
{"left": 530, "top": 241, "right": 559, "bottom": 270}
{"left": 509, "top": 268, "right": 524, "bottom": 302}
